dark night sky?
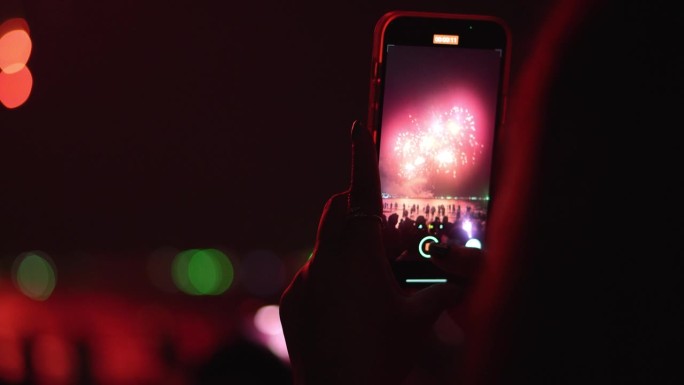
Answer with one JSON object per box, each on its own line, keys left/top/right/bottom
{"left": 0, "top": 0, "right": 543, "bottom": 256}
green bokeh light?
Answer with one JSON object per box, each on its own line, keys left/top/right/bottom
{"left": 172, "top": 249, "right": 234, "bottom": 295}
{"left": 172, "top": 249, "right": 197, "bottom": 294}
{"left": 13, "top": 251, "right": 57, "bottom": 301}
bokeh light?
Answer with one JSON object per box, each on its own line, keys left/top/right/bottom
{"left": 0, "top": 64, "right": 32, "bottom": 108}
{"left": 12, "top": 251, "right": 57, "bottom": 301}
{"left": 172, "top": 249, "right": 234, "bottom": 295}
{"left": 252, "top": 304, "right": 288, "bottom": 362}
{"left": 253, "top": 305, "right": 281, "bottom": 336}
{"left": 0, "top": 17, "right": 32, "bottom": 109}
{"left": 0, "top": 18, "right": 32, "bottom": 74}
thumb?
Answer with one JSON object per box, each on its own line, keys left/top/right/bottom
{"left": 407, "top": 283, "right": 462, "bottom": 327}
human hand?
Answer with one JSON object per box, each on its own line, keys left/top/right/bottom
{"left": 279, "top": 120, "right": 483, "bottom": 385}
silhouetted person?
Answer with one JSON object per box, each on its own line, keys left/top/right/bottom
{"left": 382, "top": 212, "right": 403, "bottom": 260}
{"left": 448, "top": 219, "right": 470, "bottom": 247}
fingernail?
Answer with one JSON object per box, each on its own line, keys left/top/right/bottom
{"left": 351, "top": 119, "right": 364, "bottom": 139}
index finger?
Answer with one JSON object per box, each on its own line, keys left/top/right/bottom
{"left": 348, "top": 120, "right": 382, "bottom": 216}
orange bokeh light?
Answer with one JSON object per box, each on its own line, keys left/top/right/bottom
{"left": 0, "top": 17, "right": 32, "bottom": 74}
{"left": 0, "top": 64, "right": 33, "bottom": 108}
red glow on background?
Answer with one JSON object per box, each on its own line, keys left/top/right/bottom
{"left": 0, "top": 337, "right": 23, "bottom": 383}
{"left": 0, "top": 285, "right": 231, "bottom": 385}
{"left": 32, "top": 333, "right": 75, "bottom": 385}
{"left": 0, "top": 64, "right": 33, "bottom": 108}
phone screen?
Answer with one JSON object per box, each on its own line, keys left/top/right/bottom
{"left": 370, "top": 13, "right": 510, "bottom": 286}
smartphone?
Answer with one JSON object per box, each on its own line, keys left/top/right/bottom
{"left": 367, "top": 11, "right": 511, "bottom": 287}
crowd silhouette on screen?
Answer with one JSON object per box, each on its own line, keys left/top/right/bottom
{"left": 381, "top": 200, "right": 487, "bottom": 261}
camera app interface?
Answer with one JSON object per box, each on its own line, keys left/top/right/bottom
{"left": 379, "top": 44, "right": 503, "bottom": 262}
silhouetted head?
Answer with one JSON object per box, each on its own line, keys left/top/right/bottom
{"left": 415, "top": 215, "right": 427, "bottom": 230}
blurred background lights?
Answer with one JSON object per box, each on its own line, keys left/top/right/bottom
{"left": 12, "top": 251, "right": 57, "bottom": 301}
{"left": 172, "top": 248, "right": 234, "bottom": 295}
{"left": 32, "top": 333, "right": 75, "bottom": 385}
{"left": 253, "top": 305, "right": 281, "bottom": 336}
{"left": 252, "top": 304, "right": 288, "bottom": 362}
{"left": 239, "top": 249, "right": 286, "bottom": 299}
{"left": 0, "top": 65, "right": 32, "bottom": 108}
{"left": 0, "top": 17, "right": 33, "bottom": 109}
{"left": 0, "top": 18, "right": 31, "bottom": 73}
